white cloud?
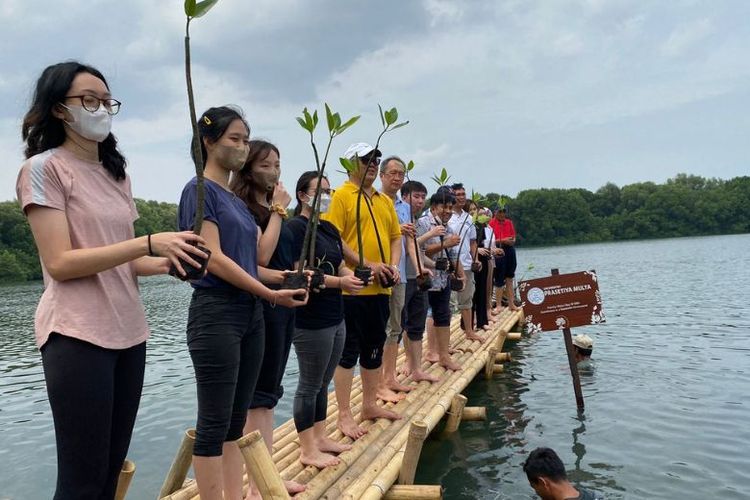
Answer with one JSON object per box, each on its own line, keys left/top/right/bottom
{"left": 661, "top": 18, "right": 714, "bottom": 57}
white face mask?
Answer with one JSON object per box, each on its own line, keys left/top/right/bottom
{"left": 61, "top": 103, "right": 112, "bottom": 142}
{"left": 306, "top": 193, "right": 331, "bottom": 213}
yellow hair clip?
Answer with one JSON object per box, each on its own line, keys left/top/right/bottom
{"left": 203, "top": 116, "right": 212, "bottom": 125}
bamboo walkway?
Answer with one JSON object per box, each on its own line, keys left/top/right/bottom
{"left": 146, "top": 307, "right": 525, "bottom": 500}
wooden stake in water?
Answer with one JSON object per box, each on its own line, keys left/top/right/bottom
{"left": 551, "top": 268, "right": 585, "bottom": 410}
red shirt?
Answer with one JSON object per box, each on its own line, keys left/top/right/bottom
{"left": 489, "top": 218, "right": 515, "bottom": 241}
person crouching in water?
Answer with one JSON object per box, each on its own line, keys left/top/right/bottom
{"left": 572, "top": 334, "right": 593, "bottom": 365}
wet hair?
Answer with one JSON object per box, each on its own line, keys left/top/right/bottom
{"left": 22, "top": 61, "right": 126, "bottom": 180}
{"left": 450, "top": 182, "right": 465, "bottom": 192}
{"left": 230, "top": 139, "right": 280, "bottom": 230}
{"left": 380, "top": 155, "right": 405, "bottom": 174}
{"left": 523, "top": 447, "right": 568, "bottom": 484}
{"left": 293, "top": 170, "right": 329, "bottom": 216}
{"left": 193, "top": 105, "right": 250, "bottom": 164}
{"left": 401, "top": 180, "right": 427, "bottom": 197}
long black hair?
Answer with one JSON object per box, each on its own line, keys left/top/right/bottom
{"left": 193, "top": 105, "right": 250, "bottom": 164}
{"left": 22, "top": 61, "right": 127, "bottom": 180}
{"left": 293, "top": 170, "right": 328, "bottom": 216}
{"left": 230, "top": 139, "right": 280, "bottom": 230}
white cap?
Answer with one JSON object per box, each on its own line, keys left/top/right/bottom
{"left": 572, "top": 334, "right": 593, "bottom": 350}
{"left": 343, "top": 142, "right": 380, "bottom": 160}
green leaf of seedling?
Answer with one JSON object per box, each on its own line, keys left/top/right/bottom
{"left": 387, "top": 107, "right": 398, "bottom": 125}
{"left": 184, "top": 0, "right": 197, "bottom": 16}
{"left": 378, "top": 104, "right": 385, "bottom": 127}
{"left": 384, "top": 109, "right": 393, "bottom": 126}
{"left": 389, "top": 120, "right": 409, "bottom": 131}
{"left": 312, "top": 110, "right": 318, "bottom": 128}
{"left": 335, "top": 115, "right": 360, "bottom": 136}
{"left": 407, "top": 160, "right": 415, "bottom": 172}
{"left": 340, "top": 157, "right": 356, "bottom": 173}
{"left": 296, "top": 116, "right": 310, "bottom": 131}
{"left": 325, "top": 103, "right": 335, "bottom": 132}
{"left": 193, "top": 0, "right": 219, "bottom": 18}
{"left": 333, "top": 112, "right": 341, "bottom": 129}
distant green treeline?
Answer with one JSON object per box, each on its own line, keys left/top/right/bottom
{"left": 1, "top": 174, "right": 748, "bottom": 282}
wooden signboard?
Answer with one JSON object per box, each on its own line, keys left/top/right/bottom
{"left": 518, "top": 270, "right": 604, "bottom": 334}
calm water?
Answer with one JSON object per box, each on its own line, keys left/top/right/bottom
{"left": 1, "top": 234, "right": 748, "bottom": 499}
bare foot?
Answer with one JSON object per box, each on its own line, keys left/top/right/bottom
{"left": 386, "top": 379, "right": 413, "bottom": 393}
{"left": 412, "top": 369, "right": 440, "bottom": 382}
{"left": 482, "top": 324, "right": 492, "bottom": 331}
{"left": 466, "top": 333, "right": 485, "bottom": 342}
{"left": 440, "top": 356, "right": 462, "bottom": 371}
{"left": 300, "top": 449, "right": 340, "bottom": 469}
{"left": 491, "top": 307, "right": 502, "bottom": 316}
{"left": 317, "top": 436, "right": 353, "bottom": 454}
{"left": 244, "top": 490, "right": 262, "bottom": 500}
{"left": 509, "top": 304, "right": 520, "bottom": 311}
{"left": 397, "top": 364, "right": 413, "bottom": 377}
{"left": 377, "top": 386, "right": 407, "bottom": 403}
{"left": 425, "top": 350, "right": 440, "bottom": 363}
{"left": 449, "top": 346, "right": 459, "bottom": 354}
{"left": 362, "top": 405, "right": 402, "bottom": 421}
{"left": 337, "top": 414, "right": 367, "bottom": 440}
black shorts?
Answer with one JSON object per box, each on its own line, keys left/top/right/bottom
{"left": 340, "top": 294, "right": 390, "bottom": 370}
{"left": 494, "top": 244, "right": 517, "bottom": 284}
{"left": 427, "top": 286, "right": 452, "bottom": 327}
{"left": 402, "top": 278, "right": 428, "bottom": 341}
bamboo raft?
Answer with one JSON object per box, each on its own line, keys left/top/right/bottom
{"left": 117, "top": 308, "right": 524, "bottom": 500}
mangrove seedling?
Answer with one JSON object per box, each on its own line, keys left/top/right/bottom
{"left": 281, "top": 104, "right": 359, "bottom": 294}
{"left": 339, "top": 105, "right": 409, "bottom": 287}
{"left": 170, "top": 0, "right": 220, "bottom": 280}
{"left": 404, "top": 160, "right": 432, "bottom": 291}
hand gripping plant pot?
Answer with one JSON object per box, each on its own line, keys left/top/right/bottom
{"left": 169, "top": 0, "right": 220, "bottom": 281}
{"left": 281, "top": 104, "right": 360, "bottom": 293}
{"left": 339, "top": 105, "right": 409, "bottom": 289}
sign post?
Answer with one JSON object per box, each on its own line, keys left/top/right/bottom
{"left": 519, "top": 269, "right": 605, "bottom": 411}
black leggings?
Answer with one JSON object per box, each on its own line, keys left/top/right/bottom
{"left": 41, "top": 332, "right": 146, "bottom": 500}
{"left": 250, "top": 302, "right": 295, "bottom": 409}
{"left": 187, "top": 288, "right": 264, "bottom": 457}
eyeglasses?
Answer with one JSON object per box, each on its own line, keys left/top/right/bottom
{"left": 361, "top": 155, "right": 381, "bottom": 166}
{"left": 65, "top": 95, "right": 122, "bottom": 115}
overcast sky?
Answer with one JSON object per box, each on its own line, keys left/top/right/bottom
{"left": 1, "top": 0, "right": 748, "bottom": 203}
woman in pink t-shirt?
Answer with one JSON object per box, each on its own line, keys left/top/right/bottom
{"left": 16, "top": 61, "right": 207, "bottom": 500}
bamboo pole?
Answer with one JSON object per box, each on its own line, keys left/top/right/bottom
{"left": 384, "top": 485, "right": 443, "bottom": 500}
{"left": 493, "top": 364, "right": 505, "bottom": 374}
{"left": 442, "top": 394, "right": 467, "bottom": 434}
{"left": 461, "top": 407, "right": 486, "bottom": 421}
{"left": 507, "top": 332, "right": 522, "bottom": 341}
{"left": 495, "top": 352, "right": 512, "bottom": 363}
{"left": 114, "top": 459, "right": 135, "bottom": 500}
{"left": 159, "top": 428, "right": 195, "bottom": 498}
{"left": 237, "top": 431, "right": 289, "bottom": 500}
{"left": 485, "top": 347, "right": 498, "bottom": 380}
{"left": 397, "top": 421, "right": 429, "bottom": 485}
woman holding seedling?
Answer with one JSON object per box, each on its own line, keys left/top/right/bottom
{"left": 16, "top": 61, "right": 207, "bottom": 499}
{"left": 287, "top": 171, "right": 365, "bottom": 468}
{"left": 230, "top": 139, "right": 306, "bottom": 495}
{"left": 177, "top": 106, "right": 307, "bottom": 500}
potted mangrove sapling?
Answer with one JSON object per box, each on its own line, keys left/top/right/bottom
{"left": 281, "top": 104, "right": 359, "bottom": 293}
{"left": 339, "top": 105, "right": 409, "bottom": 287}
{"left": 429, "top": 167, "right": 452, "bottom": 273}
{"left": 404, "top": 160, "right": 432, "bottom": 291}
{"left": 170, "top": 0, "right": 220, "bottom": 280}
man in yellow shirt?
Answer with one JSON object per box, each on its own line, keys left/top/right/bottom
{"left": 324, "top": 142, "right": 403, "bottom": 439}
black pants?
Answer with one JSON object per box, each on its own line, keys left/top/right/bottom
{"left": 250, "top": 302, "right": 295, "bottom": 409}
{"left": 494, "top": 244, "right": 517, "bottom": 286}
{"left": 402, "top": 278, "right": 428, "bottom": 341}
{"left": 340, "top": 294, "right": 389, "bottom": 370}
{"left": 428, "top": 286, "right": 452, "bottom": 327}
{"left": 41, "top": 332, "right": 146, "bottom": 500}
{"left": 473, "top": 256, "right": 490, "bottom": 329}
{"left": 187, "top": 288, "right": 264, "bottom": 456}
